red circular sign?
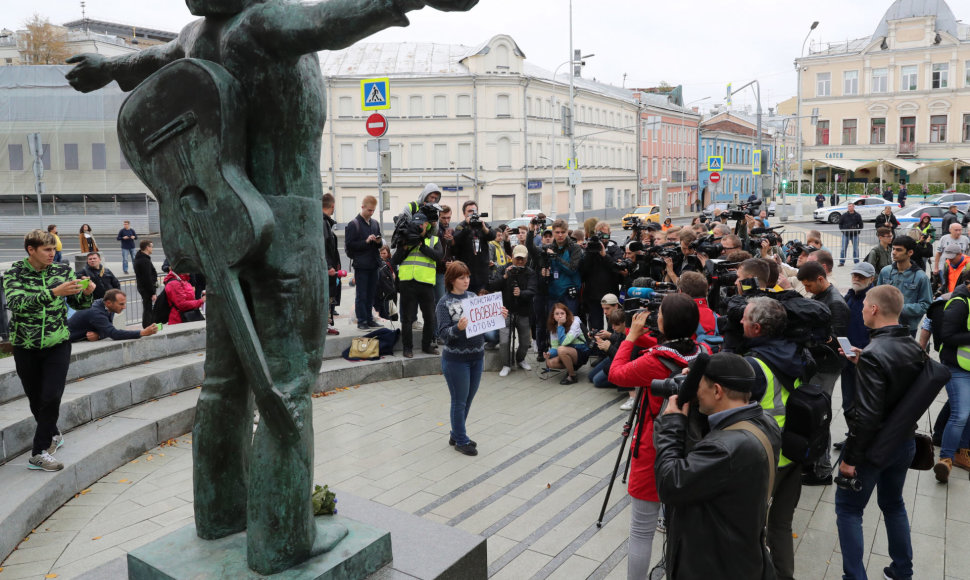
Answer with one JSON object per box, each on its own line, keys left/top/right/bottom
{"left": 366, "top": 113, "right": 388, "bottom": 137}
{"left": 709, "top": 172, "right": 721, "bottom": 183}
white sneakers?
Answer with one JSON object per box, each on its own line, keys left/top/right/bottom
{"left": 518, "top": 360, "right": 532, "bottom": 371}
{"left": 47, "top": 433, "right": 64, "bottom": 455}
{"left": 28, "top": 451, "right": 63, "bottom": 472}
{"left": 620, "top": 398, "right": 635, "bottom": 411}
{"left": 499, "top": 366, "right": 511, "bottom": 377}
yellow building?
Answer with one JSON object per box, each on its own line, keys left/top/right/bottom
{"left": 796, "top": 0, "right": 970, "bottom": 188}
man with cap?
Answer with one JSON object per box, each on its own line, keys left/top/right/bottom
{"left": 391, "top": 209, "right": 443, "bottom": 358}
{"left": 933, "top": 222, "right": 970, "bottom": 287}
{"left": 489, "top": 244, "right": 537, "bottom": 377}
{"left": 940, "top": 238, "right": 970, "bottom": 295}
{"left": 654, "top": 352, "right": 781, "bottom": 580}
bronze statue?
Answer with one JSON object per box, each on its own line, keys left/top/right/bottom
{"left": 65, "top": 0, "right": 478, "bottom": 574}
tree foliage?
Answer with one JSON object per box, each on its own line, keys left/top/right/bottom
{"left": 21, "top": 14, "right": 69, "bottom": 65}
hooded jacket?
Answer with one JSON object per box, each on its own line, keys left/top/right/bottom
{"left": 938, "top": 283, "right": 970, "bottom": 367}
{"left": 654, "top": 402, "right": 781, "bottom": 580}
{"left": 744, "top": 336, "right": 810, "bottom": 403}
{"left": 3, "top": 259, "right": 93, "bottom": 349}
{"left": 163, "top": 271, "right": 204, "bottom": 325}
{"left": 875, "top": 262, "right": 932, "bottom": 332}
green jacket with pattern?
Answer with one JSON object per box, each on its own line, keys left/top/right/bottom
{"left": 3, "top": 259, "right": 93, "bottom": 349}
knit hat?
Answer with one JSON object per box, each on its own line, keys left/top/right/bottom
{"left": 703, "top": 353, "right": 756, "bottom": 392}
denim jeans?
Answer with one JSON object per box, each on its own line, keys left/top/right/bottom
{"left": 434, "top": 273, "right": 446, "bottom": 304}
{"left": 121, "top": 248, "right": 137, "bottom": 273}
{"left": 354, "top": 267, "right": 379, "bottom": 325}
{"left": 941, "top": 366, "right": 970, "bottom": 459}
{"left": 590, "top": 356, "right": 615, "bottom": 388}
{"left": 835, "top": 437, "right": 915, "bottom": 580}
{"left": 840, "top": 232, "right": 860, "bottom": 265}
{"left": 442, "top": 355, "right": 484, "bottom": 446}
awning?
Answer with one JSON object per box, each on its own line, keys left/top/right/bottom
{"left": 880, "top": 158, "right": 923, "bottom": 174}
{"left": 916, "top": 158, "right": 970, "bottom": 170}
{"left": 803, "top": 158, "right": 868, "bottom": 172}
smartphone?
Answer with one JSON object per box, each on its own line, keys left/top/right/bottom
{"left": 837, "top": 336, "right": 856, "bottom": 358}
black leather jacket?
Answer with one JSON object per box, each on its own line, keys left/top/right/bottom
{"left": 654, "top": 403, "right": 781, "bottom": 580}
{"left": 839, "top": 211, "right": 864, "bottom": 232}
{"left": 843, "top": 325, "right": 925, "bottom": 466}
{"left": 939, "top": 284, "right": 970, "bottom": 367}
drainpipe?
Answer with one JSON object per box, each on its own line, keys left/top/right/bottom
{"left": 472, "top": 75, "right": 479, "bottom": 203}
{"left": 327, "top": 77, "right": 337, "bottom": 203}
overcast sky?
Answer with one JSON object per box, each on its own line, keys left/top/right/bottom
{"left": 9, "top": 0, "right": 966, "bottom": 112}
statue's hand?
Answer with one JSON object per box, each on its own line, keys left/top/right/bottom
{"left": 423, "top": 0, "right": 479, "bottom": 11}
{"left": 65, "top": 54, "right": 113, "bottom": 93}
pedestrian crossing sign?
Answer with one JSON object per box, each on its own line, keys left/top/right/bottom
{"left": 707, "top": 156, "right": 723, "bottom": 171}
{"left": 361, "top": 78, "right": 390, "bottom": 111}
{"left": 752, "top": 150, "right": 762, "bottom": 175}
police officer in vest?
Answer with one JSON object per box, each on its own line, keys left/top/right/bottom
{"left": 391, "top": 208, "right": 443, "bottom": 359}
{"left": 741, "top": 296, "right": 814, "bottom": 580}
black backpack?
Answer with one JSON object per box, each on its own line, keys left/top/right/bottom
{"left": 759, "top": 360, "right": 831, "bottom": 464}
{"left": 772, "top": 290, "right": 833, "bottom": 350}
{"left": 152, "top": 283, "right": 173, "bottom": 324}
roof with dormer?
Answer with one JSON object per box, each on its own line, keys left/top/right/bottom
{"left": 872, "top": 0, "right": 959, "bottom": 41}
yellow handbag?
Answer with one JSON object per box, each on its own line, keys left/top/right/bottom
{"left": 348, "top": 337, "right": 379, "bottom": 360}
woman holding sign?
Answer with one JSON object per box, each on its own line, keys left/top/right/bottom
{"left": 544, "top": 303, "right": 589, "bottom": 385}
{"left": 436, "top": 261, "right": 507, "bottom": 457}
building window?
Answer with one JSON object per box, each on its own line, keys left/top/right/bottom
{"left": 582, "top": 189, "right": 592, "bottom": 210}
{"left": 92, "top": 143, "right": 106, "bottom": 170}
{"left": 932, "top": 63, "right": 949, "bottom": 89}
{"left": 930, "top": 115, "right": 947, "bottom": 143}
{"left": 497, "top": 137, "right": 511, "bottom": 168}
{"left": 409, "top": 95, "right": 424, "bottom": 117}
{"left": 64, "top": 144, "right": 78, "bottom": 170}
{"left": 966, "top": 61, "right": 970, "bottom": 87}
{"left": 816, "top": 72, "right": 831, "bottom": 97}
{"left": 496, "top": 94, "right": 511, "bottom": 117}
{"left": 816, "top": 120, "right": 830, "bottom": 145}
{"left": 871, "top": 118, "right": 886, "bottom": 144}
{"left": 652, "top": 158, "right": 658, "bottom": 179}
{"left": 901, "top": 65, "right": 918, "bottom": 91}
{"left": 871, "top": 68, "right": 888, "bottom": 93}
{"left": 387, "top": 96, "right": 400, "bottom": 118}
{"left": 338, "top": 96, "right": 352, "bottom": 118}
{"left": 458, "top": 142, "right": 472, "bottom": 169}
{"left": 605, "top": 187, "right": 614, "bottom": 208}
{"left": 963, "top": 114, "right": 970, "bottom": 142}
{"left": 8, "top": 144, "right": 23, "bottom": 171}
{"left": 457, "top": 94, "right": 471, "bottom": 117}
{"left": 390, "top": 144, "right": 403, "bottom": 170}
{"left": 528, "top": 192, "right": 541, "bottom": 210}
{"left": 433, "top": 95, "right": 447, "bottom": 117}
{"left": 843, "top": 70, "right": 858, "bottom": 95}
{"left": 433, "top": 143, "right": 448, "bottom": 168}
{"left": 409, "top": 143, "right": 425, "bottom": 169}
{"left": 842, "top": 119, "right": 857, "bottom": 145}
{"left": 339, "top": 144, "right": 354, "bottom": 169}
{"left": 900, "top": 117, "right": 916, "bottom": 154}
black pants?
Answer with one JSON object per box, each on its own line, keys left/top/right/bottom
{"left": 584, "top": 299, "right": 606, "bottom": 333}
{"left": 400, "top": 280, "right": 435, "bottom": 351}
{"left": 767, "top": 462, "right": 803, "bottom": 580}
{"left": 14, "top": 341, "right": 71, "bottom": 455}
{"left": 533, "top": 294, "right": 550, "bottom": 354}
{"left": 140, "top": 290, "right": 155, "bottom": 328}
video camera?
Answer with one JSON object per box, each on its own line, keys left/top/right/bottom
{"left": 783, "top": 240, "right": 815, "bottom": 267}
{"left": 729, "top": 199, "right": 762, "bottom": 221}
{"left": 468, "top": 212, "right": 489, "bottom": 227}
{"left": 690, "top": 234, "right": 724, "bottom": 260}
{"left": 587, "top": 233, "right": 604, "bottom": 252}
{"left": 624, "top": 282, "right": 676, "bottom": 328}
{"left": 530, "top": 214, "right": 546, "bottom": 227}
{"left": 650, "top": 351, "right": 709, "bottom": 402}
{"left": 749, "top": 225, "right": 784, "bottom": 247}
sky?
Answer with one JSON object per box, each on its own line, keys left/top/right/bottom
{"left": 8, "top": 0, "right": 965, "bottom": 112}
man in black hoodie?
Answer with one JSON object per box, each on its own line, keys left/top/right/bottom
{"left": 741, "top": 296, "right": 814, "bottom": 580}
{"left": 133, "top": 240, "right": 158, "bottom": 328}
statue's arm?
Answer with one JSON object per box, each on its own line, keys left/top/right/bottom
{"left": 66, "top": 23, "right": 194, "bottom": 93}
{"left": 251, "top": 0, "right": 476, "bottom": 56}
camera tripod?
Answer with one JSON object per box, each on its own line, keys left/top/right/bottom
{"left": 506, "top": 312, "right": 519, "bottom": 371}
{"left": 597, "top": 385, "right": 648, "bottom": 527}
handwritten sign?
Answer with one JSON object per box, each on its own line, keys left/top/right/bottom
{"left": 460, "top": 292, "right": 506, "bottom": 338}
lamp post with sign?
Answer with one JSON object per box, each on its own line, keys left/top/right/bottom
{"left": 796, "top": 21, "right": 820, "bottom": 213}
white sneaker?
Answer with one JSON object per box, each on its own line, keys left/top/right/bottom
{"left": 518, "top": 360, "right": 532, "bottom": 371}
{"left": 47, "top": 433, "right": 64, "bottom": 455}
{"left": 28, "top": 451, "right": 63, "bottom": 472}
{"left": 413, "top": 320, "right": 424, "bottom": 330}
{"left": 620, "top": 398, "right": 635, "bottom": 411}
{"left": 499, "top": 366, "right": 511, "bottom": 377}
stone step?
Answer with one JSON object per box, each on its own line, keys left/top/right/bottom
{"left": 0, "top": 352, "right": 205, "bottom": 466}
{"left": 0, "top": 387, "right": 199, "bottom": 563}
{"left": 0, "top": 322, "right": 206, "bottom": 406}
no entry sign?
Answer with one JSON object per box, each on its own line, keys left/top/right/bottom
{"left": 710, "top": 172, "right": 721, "bottom": 183}
{"left": 366, "top": 113, "right": 388, "bottom": 137}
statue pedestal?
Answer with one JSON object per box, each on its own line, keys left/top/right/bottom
{"left": 127, "top": 517, "right": 390, "bottom": 580}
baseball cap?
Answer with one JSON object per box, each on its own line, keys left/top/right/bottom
{"left": 703, "top": 353, "right": 756, "bottom": 392}
{"left": 512, "top": 245, "right": 528, "bottom": 259}
{"left": 849, "top": 262, "right": 876, "bottom": 278}
{"left": 600, "top": 293, "right": 619, "bottom": 305}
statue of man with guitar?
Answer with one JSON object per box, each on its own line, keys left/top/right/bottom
{"left": 65, "top": 0, "right": 478, "bottom": 575}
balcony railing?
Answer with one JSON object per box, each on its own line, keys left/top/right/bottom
{"left": 897, "top": 141, "right": 916, "bottom": 156}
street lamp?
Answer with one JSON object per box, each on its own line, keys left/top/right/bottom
{"left": 795, "top": 20, "right": 820, "bottom": 216}
{"left": 728, "top": 80, "right": 763, "bottom": 205}
{"left": 566, "top": 0, "right": 596, "bottom": 229}
{"left": 551, "top": 52, "right": 593, "bottom": 221}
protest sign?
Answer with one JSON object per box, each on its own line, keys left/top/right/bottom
{"left": 460, "top": 292, "right": 506, "bottom": 338}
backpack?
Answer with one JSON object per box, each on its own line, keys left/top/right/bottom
{"left": 772, "top": 290, "right": 833, "bottom": 349}
{"left": 758, "top": 359, "right": 831, "bottom": 464}
{"left": 345, "top": 219, "right": 360, "bottom": 260}
{"left": 152, "top": 282, "right": 173, "bottom": 324}
{"left": 695, "top": 320, "right": 723, "bottom": 354}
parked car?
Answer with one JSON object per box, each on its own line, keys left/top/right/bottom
{"left": 621, "top": 205, "right": 661, "bottom": 229}
{"left": 895, "top": 204, "right": 966, "bottom": 229}
{"left": 813, "top": 196, "right": 899, "bottom": 224}
{"left": 922, "top": 192, "right": 970, "bottom": 211}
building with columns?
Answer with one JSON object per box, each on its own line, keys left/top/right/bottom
{"left": 795, "top": 0, "right": 970, "bottom": 188}
{"left": 319, "top": 35, "right": 640, "bottom": 225}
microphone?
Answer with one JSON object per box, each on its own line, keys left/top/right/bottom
{"left": 626, "top": 287, "right": 655, "bottom": 299}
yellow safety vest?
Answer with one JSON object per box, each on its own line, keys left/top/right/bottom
{"left": 752, "top": 357, "right": 800, "bottom": 468}
{"left": 489, "top": 240, "right": 509, "bottom": 267}
{"left": 398, "top": 235, "right": 438, "bottom": 285}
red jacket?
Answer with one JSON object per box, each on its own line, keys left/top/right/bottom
{"left": 608, "top": 340, "right": 704, "bottom": 501}
{"left": 163, "top": 272, "right": 204, "bottom": 325}
{"left": 695, "top": 297, "right": 717, "bottom": 334}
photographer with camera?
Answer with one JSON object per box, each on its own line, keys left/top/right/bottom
{"left": 526, "top": 224, "right": 555, "bottom": 360}
{"left": 391, "top": 211, "right": 443, "bottom": 358}
{"left": 654, "top": 351, "right": 781, "bottom": 580}
{"left": 835, "top": 285, "right": 923, "bottom": 580}
{"left": 606, "top": 293, "right": 707, "bottom": 579}
{"left": 488, "top": 245, "right": 537, "bottom": 377}
{"left": 740, "top": 297, "right": 814, "bottom": 580}
{"left": 661, "top": 228, "right": 701, "bottom": 284}
{"left": 579, "top": 224, "right": 622, "bottom": 333}
{"left": 345, "top": 195, "right": 384, "bottom": 331}
{"left": 452, "top": 200, "right": 495, "bottom": 294}
{"left": 544, "top": 219, "right": 584, "bottom": 316}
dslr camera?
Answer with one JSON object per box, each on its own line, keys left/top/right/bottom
{"left": 468, "top": 212, "right": 489, "bottom": 227}
{"left": 650, "top": 352, "right": 709, "bottom": 401}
